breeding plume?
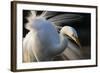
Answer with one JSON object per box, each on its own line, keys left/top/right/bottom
{"left": 23, "top": 11, "right": 83, "bottom": 62}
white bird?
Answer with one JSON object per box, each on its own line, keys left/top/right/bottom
{"left": 23, "top": 11, "right": 83, "bottom": 62}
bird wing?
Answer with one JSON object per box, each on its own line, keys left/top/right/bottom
{"left": 61, "top": 38, "right": 83, "bottom": 60}
{"left": 48, "top": 14, "right": 82, "bottom": 26}
{"left": 41, "top": 11, "right": 58, "bottom": 19}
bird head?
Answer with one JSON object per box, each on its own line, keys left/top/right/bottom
{"left": 60, "top": 26, "right": 81, "bottom": 48}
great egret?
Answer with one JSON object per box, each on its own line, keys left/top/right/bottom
{"left": 23, "top": 11, "right": 82, "bottom": 62}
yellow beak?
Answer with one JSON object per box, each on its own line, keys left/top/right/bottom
{"left": 60, "top": 26, "right": 81, "bottom": 48}
{"left": 67, "top": 34, "right": 81, "bottom": 48}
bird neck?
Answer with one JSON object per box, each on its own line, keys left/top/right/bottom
{"left": 60, "top": 33, "right": 68, "bottom": 50}
{"left": 53, "top": 33, "right": 68, "bottom": 55}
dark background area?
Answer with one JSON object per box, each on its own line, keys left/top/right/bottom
{"left": 23, "top": 10, "right": 91, "bottom": 59}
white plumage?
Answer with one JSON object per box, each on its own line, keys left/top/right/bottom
{"left": 23, "top": 11, "right": 83, "bottom": 62}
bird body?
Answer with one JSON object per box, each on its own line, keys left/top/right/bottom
{"left": 23, "top": 18, "right": 68, "bottom": 62}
